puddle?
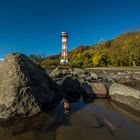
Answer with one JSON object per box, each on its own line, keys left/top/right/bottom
{"left": 0, "top": 97, "right": 140, "bottom": 140}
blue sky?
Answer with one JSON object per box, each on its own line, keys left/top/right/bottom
{"left": 0, "top": 0, "right": 140, "bottom": 58}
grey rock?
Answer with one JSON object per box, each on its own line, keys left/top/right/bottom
{"left": 72, "top": 68, "right": 86, "bottom": 76}
{"left": 82, "top": 82, "right": 108, "bottom": 98}
{"left": 50, "top": 68, "right": 72, "bottom": 78}
{"left": 109, "top": 72, "right": 136, "bottom": 85}
{"left": 0, "top": 104, "right": 5, "bottom": 112}
{"left": 109, "top": 83, "right": 140, "bottom": 112}
{"left": 109, "top": 73, "right": 117, "bottom": 80}
{"left": 106, "top": 75, "right": 115, "bottom": 83}
{"left": 53, "top": 78, "right": 64, "bottom": 86}
{"left": 90, "top": 73, "right": 98, "bottom": 80}
{"left": 49, "top": 67, "right": 63, "bottom": 78}
{"left": 117, "top": 72, "right": 126, "bottom": 76}
{"left": 115, "top": 76, "right": 135, "bottom": 85}
{"left": 86, "top": 76, "right": 92, "bottom": 81}
{"left": 62, "top": 69, "right": 72, "bottom": 75}
{"left": 132, "top": 73, "right": 140, "bottom": 81}
{"left": 78, "top": 74, "right": 87, "bottom": 79}
{"left": 0, "top": 53, "right": 58, "bottom": 118}
{"left": 90, "top": 83, "right": 108, "bottom": 98}
{"left": 98, "top": 73, "right": 107, "bottom": 80}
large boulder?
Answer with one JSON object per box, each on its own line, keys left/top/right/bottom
{"left": 90, "top": 83, "right": 108, "bottom": 98}
{"left": 82, "top": 83, "right": 108, "bottom": 98}
{"left": 61, "top": 76, "right": 81, "bottom": 97}
{"left": 0, "top": 53, "right": 59, "bottom": 118}
{"left": 109, "top": 83, "right": 140, "bottom": 112}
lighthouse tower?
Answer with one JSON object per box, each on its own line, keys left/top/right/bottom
{"left": 60, "top": 32, "right": 68, "bottom": 64}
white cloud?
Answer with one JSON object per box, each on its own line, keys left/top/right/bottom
{"left": 0, "top": 58, "right": 4, "bottom": 62}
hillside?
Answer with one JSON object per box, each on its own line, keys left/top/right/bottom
{"left": 30, "top": 31, "right": 140, "bottom": 68}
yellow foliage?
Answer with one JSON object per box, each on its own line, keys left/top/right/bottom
{"left": 92, "top": 52, "right": 102, "bottom": 67}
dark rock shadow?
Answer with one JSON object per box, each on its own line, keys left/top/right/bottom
{"left": 82, "top": 96, "right": 95, "bottom": 104}
{"left": 60, "top": 76, "right": 81, "bottom": 97}
{"left": 81, "top": 83, "right": 97, "bottom": 98}
{"left": 65, "top": 95, "right": 81, "bottom": 103}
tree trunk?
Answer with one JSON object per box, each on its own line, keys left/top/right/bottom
{"left": 133, "top": 61, "right": 136, "bottom": 67}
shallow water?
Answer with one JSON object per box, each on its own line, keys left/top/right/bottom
{"left": 0, "top": 98, "right": 140, "bottom": 140}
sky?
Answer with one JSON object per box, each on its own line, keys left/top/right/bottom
{"left": 0, "top": 0, "right": 140, "bottom": 58}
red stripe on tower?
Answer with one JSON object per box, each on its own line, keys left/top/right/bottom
{"left": 62, "top": 42, "right": 67, "bottom": 47}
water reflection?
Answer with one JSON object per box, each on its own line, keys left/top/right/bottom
{"left": 61, "top": 95, "right": 95, "bottom": 115}
{"left": 82, "top": 96, "right": 94, "bottom": 104}
{"left": 65, "top": 95, "right": 81, "bottom": 103}
{"left": 0, "top": 113, "right": 58, "bottom": 140}
{"left": 0, "top": 96, "right": 140, "bottom": 140}
{"left": 63, "top": 98, "right": 70, "bottom": 115}
{"left": 64, "top": 110, "right": 70, "bottom": 115}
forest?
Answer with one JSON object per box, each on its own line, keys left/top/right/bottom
{"left": 30, "top": 31, "right": 140, "bottom": 68}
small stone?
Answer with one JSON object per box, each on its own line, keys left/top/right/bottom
{"left": 72, "top": 68, "right": 86, "bottom": 76}
{"left": 90, "top": 73, "right": 98, "bottom": 80}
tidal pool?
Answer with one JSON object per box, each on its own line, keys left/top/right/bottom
{"left": 0, "top": 97, "right": 140, "bottom": 140}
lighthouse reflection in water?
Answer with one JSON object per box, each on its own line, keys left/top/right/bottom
{"left": 63, "top": 98, "right": 70, "bottom": 114}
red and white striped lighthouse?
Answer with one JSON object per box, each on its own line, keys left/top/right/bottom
{"left": 60, "top": 32, "right": 68, "bottom": 64}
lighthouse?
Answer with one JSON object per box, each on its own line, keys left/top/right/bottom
{"left": 60, "top": 32, "right": 68, "bottom": 64}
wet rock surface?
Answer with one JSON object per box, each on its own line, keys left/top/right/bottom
{"left": 0, "top": 53, "right": 59, "bottom": 118}
{"left": 109, "top": 83, "right": 140, "bottom": 112}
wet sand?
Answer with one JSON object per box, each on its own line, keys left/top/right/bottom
{"left": 0, "top": 98, "right": 140, "bottom": 140}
